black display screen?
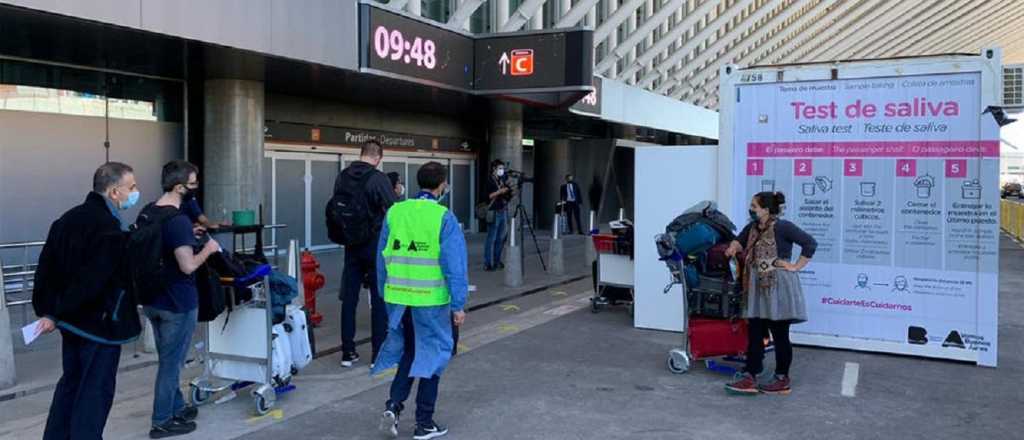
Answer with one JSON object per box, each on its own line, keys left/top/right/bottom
{"left": 359, "top": 4, "right": 474, "bottom": 90}
{"left": 474, "top": 30, "right": 593, "bottom": 92}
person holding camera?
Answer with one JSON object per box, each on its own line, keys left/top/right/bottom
{"left": 483, "top": 160, "right": 512, "bottom": 271}
{"left": 723, "top": 191, "right": 816, "bottom": 396}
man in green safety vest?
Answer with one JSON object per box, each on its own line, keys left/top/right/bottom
{"left": 371, "top": 161, "right": 468, "bottom": 440}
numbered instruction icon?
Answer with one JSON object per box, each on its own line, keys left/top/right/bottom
{"left": 896, "top": 159, "right": 916, "bottom": 177}
{"left": 747, "top": 159, "right": 764, "bottom": 176}
{"left": 844, "top": 159, "right": 863, "bottom": 177}
{"left": 946, "top": 159, "right": 967, "bottom": 178}
{"left": 794, "top": 159, "right": 813, "bottom": 176}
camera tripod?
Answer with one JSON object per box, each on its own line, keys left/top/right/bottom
{"left": 502, "top": 180, "right": 547, "bottom": 272}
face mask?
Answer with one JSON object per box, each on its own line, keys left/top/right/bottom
{"left": 181, "top": 186, "right": 197, "bottom": 201}
{"left": 121, "top": 190, "right": 140, "bottom": 210}
{"left": 440, "top": 184, "right": 451, "bottom": 201}
{"left": 749, "top": 209, "right": 759, "bottom": 221}
{"left": 397, "top": 185, "right": 406, "bottom": 197}
{"left": 496, "top": 168, "right": 505, "bottom": 177}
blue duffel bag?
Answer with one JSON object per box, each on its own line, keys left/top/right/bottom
{"left": 674, "top": 222, "right": 720, "bottom": 256}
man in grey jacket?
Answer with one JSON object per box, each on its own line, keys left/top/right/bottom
{"left": 334, "top": 141, "right": 398, "bottom": 367}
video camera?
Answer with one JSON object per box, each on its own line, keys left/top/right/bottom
{"left": 506, "top": 169, "right": 534, "bottom": 184}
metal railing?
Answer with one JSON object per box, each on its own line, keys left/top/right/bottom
{"left": 0, "top": 241, "right": 44, "bottom": 307}
{"left": 1, "top": 224, "right": 288, "bottom": 308}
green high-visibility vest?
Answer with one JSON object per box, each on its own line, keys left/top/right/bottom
{"left": 382, "top": 199, "right": 451, "bottom": 306}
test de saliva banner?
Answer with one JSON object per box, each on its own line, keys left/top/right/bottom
{"left": 731, "top": 71, "right": 999, "bottom": 366}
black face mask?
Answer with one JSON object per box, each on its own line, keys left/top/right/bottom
{"left": 182, "top": 186, "right": 197, "bottom": 202}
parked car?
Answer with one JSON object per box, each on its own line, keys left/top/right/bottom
{"left": 1002, "top": 182, "right": 1022, "bottom": 198}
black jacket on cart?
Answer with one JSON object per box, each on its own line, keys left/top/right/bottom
{"left": 32, "top": 192, "right": 141, "bottom": 345}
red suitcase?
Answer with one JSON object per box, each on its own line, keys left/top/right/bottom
{"left": 688, "top": 317, "right": 748, "bottom": 360}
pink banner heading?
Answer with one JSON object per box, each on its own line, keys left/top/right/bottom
{"left": 747, "top": 140, "right": 999, "bottom": 158}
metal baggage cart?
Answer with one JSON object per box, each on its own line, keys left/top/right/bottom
{"left": 590, "top": 233, "right": 634, "bottom": 313}
{"left": 659, "top": 246, "right": 752, "bottom": 375}
{"left": 188, "top": 264, "right": 294, "bottom": 415}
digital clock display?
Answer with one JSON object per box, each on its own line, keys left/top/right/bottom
{"left": 359, "top": 5, "right": 474, "bottom": 90}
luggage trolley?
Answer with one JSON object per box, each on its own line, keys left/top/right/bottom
{"left": 656, "top": 239, "right": 749, "bottom": 375}
{"left": 188, "top": 264, "right": 294, "bottom": 415}
{"left": 590, "top": 233, "right": 634, "bottom": 313}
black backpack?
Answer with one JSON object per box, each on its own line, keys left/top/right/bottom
{"left": 127, "top": 203, "right": 180, "bottom": 306}
{"left": 326, "top": 170, "right": 375, "bottom": 246}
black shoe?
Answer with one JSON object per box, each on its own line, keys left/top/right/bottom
{"left": 341, "top": 351, "right": 360, "bottom": 368}
{"left": 174, "top": 405, "right": 198, "bottom": 423}
{"left": 497, "top": 262, "right": 506, "bottom": 269}
{"left": 414, "top": 422, "right": 448, "bottom": 440}
{"left": 379, "top": 406, "right": 400, "bottom": 437}
{"left": 484, "top": 265, "right": 495, "bottom": 272}
{"left": 149, "top": 420, "right": 197, "bottom": 439}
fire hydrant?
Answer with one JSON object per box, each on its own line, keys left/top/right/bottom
{"left": 300, "top": 250, "right": 325, "bottom": 326}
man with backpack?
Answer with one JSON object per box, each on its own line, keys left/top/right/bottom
{"left": 327, "top": 141, "right": 398, "bottom": 367}
{"left": 137, "top": 161, "right": 220, "bottom": 438}
{"left": 32, "top": 162, "right": 143, "bottom": 440}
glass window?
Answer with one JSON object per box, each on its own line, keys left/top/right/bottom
{"left": 0, "top": 59, "right": 183, "bottom": 122}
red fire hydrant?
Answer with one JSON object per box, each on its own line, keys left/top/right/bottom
{"left": 301, "top": 250, "right": 325, "bottom": 326}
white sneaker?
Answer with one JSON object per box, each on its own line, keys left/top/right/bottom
{"left": 379, "top": 409, "right": 399, "bottom": 437}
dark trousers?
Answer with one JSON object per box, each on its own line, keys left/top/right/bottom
{"left": 341, "top": 242, "right": 388, "bottom": 361}
{"left": 388, "top": 308, "right": 441, "bottom": 426}
{"left": 744, "top": 318, "right": 793, "bottom": 376}
{"left": 565, "top": 201, "right": 583, "bottom": 234}
{"left": 43, "top": 330, "right": 122, "bottom": 440}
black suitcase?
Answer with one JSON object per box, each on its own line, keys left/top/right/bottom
{"left": 688, "top": 275, "right": 743, "bottom": 319}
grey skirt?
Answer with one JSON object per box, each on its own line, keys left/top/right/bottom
{"left": 744, "top": 269, "right": 807, "bottom": 323}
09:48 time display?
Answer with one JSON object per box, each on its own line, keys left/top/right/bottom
{"left": 374, "top": 25, "right": 437, "bottom": 69}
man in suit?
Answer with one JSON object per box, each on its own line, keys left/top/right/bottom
{"left": 559, "top": 174, "right": 583, "bottom": 235}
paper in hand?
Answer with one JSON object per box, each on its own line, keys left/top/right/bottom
{"left": 22, "top": 319, "right": 42, "bottom": 345}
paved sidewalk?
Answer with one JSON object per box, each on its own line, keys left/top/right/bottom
{"left": 0, "top": 232, "right": 589, "bottom": 423}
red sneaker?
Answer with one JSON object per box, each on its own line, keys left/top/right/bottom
{"left": 758, "top": 375, "right": 792, "bottom": 395}
{"left": 724, "top": 373, "right": 759, "bottom": 395}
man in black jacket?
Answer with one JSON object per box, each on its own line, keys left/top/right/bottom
{"left": 559, "top": 174, "right": 584, "bottom": 235}
{"left": 32, "top": 161, "right": 143, "bottom": 440}
{"left": 334, "top": 141, "right": 398, "bottom": 368}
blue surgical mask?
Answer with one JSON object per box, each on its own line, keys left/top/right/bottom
{"left": 122, "top": 190, "right": 140, "bottom": 210}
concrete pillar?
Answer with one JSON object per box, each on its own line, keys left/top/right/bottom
{"left": 203, "top": 79, "right": 265, "bottom": 223}
{"left": 536, "top": 139, "right": 572, "bottom": 230}
{"left": 489, "top": 100, "right": 523, "bottom": 172}
{"left": 0, "top": 263, "right": 15, "bottom": 390}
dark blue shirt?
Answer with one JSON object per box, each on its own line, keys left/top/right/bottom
{"left": 181, "top": 198, "right": 203, "bottom": 223}
{"left": 151, "top": 214, "right": 199, "bottom": 312}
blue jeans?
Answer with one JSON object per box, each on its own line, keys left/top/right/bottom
{"left": 144, "top": 306, "right": 198, "bottom": 425}
{"left": 484, "top": 210, "right": 508, "bottom": 267}
{"left": 43, "top": 331, "right": 122, "bottom": 440}
{"left": 387, "top": 308, "right": 440, "bottom": 426}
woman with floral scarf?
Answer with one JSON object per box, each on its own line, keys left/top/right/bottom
{"left": 723, "top": 192, "right": 816, "bottom": 395}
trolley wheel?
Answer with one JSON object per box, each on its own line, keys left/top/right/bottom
{"left": 667, "top": 350, "right": 691, "bottom": 374}
{"left": 590, "top": 298, "right": 602, "bottom": 313}
{"left": 189, "top": 385, "right": 211, "bottom": 406}
{"left": 254, "top": 395, "right": 272, "bottom": 415}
